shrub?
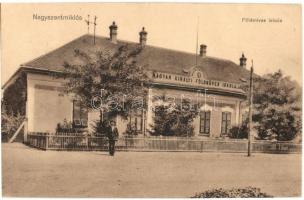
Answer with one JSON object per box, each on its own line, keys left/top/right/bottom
{"left": 91, "top": 120, "right": 107, "bottom": 136}
{"left": 192, "top": 187, "right": 272, "bottom": 198}
{"left": 229, "top": 121, "right": 248, "bottom": 139}
{"left": 1, "top": 112, "right": 25, "bottom": 142}
{"left": 56, "top": 119, "right": 87, "bottom": 134}
{"left": 124, "top": 123, "right": 138, "bottom": 137}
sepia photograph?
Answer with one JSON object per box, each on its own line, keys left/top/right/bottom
{"left": 1, "top": 2, "right": 302, "bottom": 198}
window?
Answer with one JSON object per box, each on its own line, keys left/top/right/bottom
{"left": 129, "top": 111, "right": 143, "bottom": 133}
{"left": 73, "top": 100, "right": 88, "bottom": 127}
{"left": 200, "top": 111, "right": 211, "bottom": 134}
{"left": 221, "top": 112, "right": 231, "bottom": 135}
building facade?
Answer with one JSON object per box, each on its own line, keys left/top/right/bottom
{"left": 3, "top": 22, "right": 251, "bottom": 139}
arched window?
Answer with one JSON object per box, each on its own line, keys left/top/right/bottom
{"left": 192, "top": 70, "right": 204, "bottom": 79}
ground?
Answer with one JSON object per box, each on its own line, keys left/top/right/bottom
{"left": 2, "top": 143, "right": 301, "bottom": 197}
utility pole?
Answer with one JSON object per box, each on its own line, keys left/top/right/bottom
{"left": 93, "top": 16, "right": 97, "bottom": 45}
{"left": 85, "top": 15, "right": 97, "bottom": 45}
{"left": 195, "top": 17, "right": 199, "bottom": 68}
{"left": 85, "top": 15, "right": 90, "bottom": 34}
{"left": 248, "top": 60, "right": 254, "bottom": 157}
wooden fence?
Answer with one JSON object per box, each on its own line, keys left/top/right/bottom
{"left": 27, "top": 133, "right": 302, "bottom": 154}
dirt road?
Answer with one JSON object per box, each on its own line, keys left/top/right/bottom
{"left": 2, "top": 143, "right": 301, "bottom": 197}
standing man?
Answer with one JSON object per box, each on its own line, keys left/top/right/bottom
{"left": 107, "top": 120, "right": 119, "bottom": 156}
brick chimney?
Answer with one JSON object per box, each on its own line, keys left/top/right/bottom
{"left": 199, "top": 44, "right": 207, "bottom": 57}
{"left": 139, "top": 27, "right": 147, "bottom": 47}
{"left": 240, "top": 53, "right": 247, "bottom": 67}
{"left": 109, "top": 21, "right": 118, "bottom": 43}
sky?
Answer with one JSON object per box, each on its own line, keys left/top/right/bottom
{"left": 1, "top": 3, "right": 302, "bottom": 85}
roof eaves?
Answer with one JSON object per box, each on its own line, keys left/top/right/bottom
{"left": 2, "top": 66, "right": 64, "bottom": 90}
{"left": 2, "top": 67, "right": 24, "bottom": 90}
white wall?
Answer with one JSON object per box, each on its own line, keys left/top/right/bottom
{"left": 27, "top": 73, "right": 73, "bottom": 133}
{"left": 149, "top": 87, "right": 243, "bottom": 137}
{"left": 25, "top": 73, "right": 245, "bottom": 137}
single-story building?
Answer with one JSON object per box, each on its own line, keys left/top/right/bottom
{"left": 2, "top": 22, "right": 252, "bottom": 140}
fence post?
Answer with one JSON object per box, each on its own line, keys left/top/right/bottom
{"left": 45, "top": 135, "right": 49, "bottom": 150}
{"left": 86, "top": 135, "right": 89, "bottom": 150}
{"left": 187, "top": 137, "right": 189, "bottom": 151}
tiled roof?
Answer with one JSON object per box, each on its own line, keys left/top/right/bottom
{"left": 23, "top": 34, "right": 251, "bottom": 84}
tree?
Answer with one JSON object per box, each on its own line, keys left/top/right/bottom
{"left": 2, "top": 72, "right": 27, "bottom": 116}
{"left": 60, "top": 44, "right": 150, "bottom": 127}
{"left": 252, "top": 70, "right": 301, "bottom": 141}
{"left": 150, "top": 98, "right": 199, "bottom": 137}
{"left": 2, "top": 72, "right": 27, "bottom": 141}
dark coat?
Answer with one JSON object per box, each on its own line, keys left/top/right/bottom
{"left": 107, "top": 126, "right": 119, "bottom": 141}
